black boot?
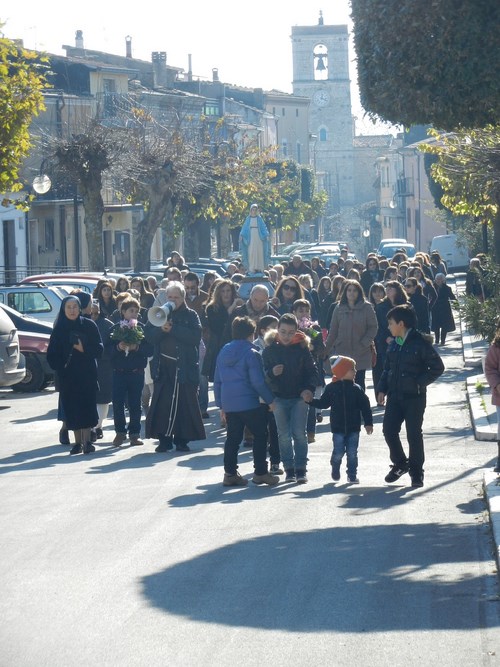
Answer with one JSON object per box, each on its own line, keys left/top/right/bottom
{"left": 494, "top": 442, "right": 500, "bottom": 473}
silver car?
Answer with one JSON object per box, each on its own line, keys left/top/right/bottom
{"left": 0, "top": 308, "right": 25, "bottom": 387}
{"left": 0, "top": 284, "right": 67, "bottom": 324}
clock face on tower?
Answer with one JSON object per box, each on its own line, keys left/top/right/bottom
{"left": 313, "top": 89, "right": 330, "bottom": 108}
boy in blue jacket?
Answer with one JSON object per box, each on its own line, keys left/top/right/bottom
{"left": 214, "top": 316, "right": 279, "bottom": 487}
{"left": 309, "top": 356, "right": 373, "bottom": 484}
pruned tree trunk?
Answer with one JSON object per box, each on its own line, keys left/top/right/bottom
{"left": 219, "top": 220, "right": 231, "bottom": 258}
{"left": 80, "top": 185, "right": 105, "bottom": 271}
{"left": 183, "top": 221, "right": 200, "bottom": 262}
{"left": 493, "top": 209, "right": 500, "bottom": 264}
{"left": 134, "top": 186, "right": 172, "bottom": 271}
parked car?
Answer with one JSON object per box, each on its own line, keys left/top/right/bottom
{"left": 21, "top": 276, "right": 98, "bottom": 294}
{"left": 377, "top": 238, "right": 407, "bottom": 255}
{"left": 12, "top": 331, "right": 54, "bottom": 392}
{"left": 377, "top": 242, "right": 416, "bottom": 259}
{"left": 0, "top": 308, "right": 25, "bottom": 387}
{"left": 21, "top": 271, "right": 125, "bottom": 292}
{"left": 150, "top": 260, "right": 226, "bottom": 278}
{"left": 0, "top": 304, "right": 53, "bottom": 392}
{"left": 0, "top": 284, "right": 67, "bottom": 324}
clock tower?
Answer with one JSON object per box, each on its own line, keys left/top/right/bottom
{"left": 291, "top": 13, "right": 354, "bottom": 213}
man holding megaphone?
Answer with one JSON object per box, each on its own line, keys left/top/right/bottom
{"left": 145, "top": 281, "right": 206, "bottom": 452}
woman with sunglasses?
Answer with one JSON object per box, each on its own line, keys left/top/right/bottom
{"left": 404, "top": 277, "right": 431, "bottom": 334}
{"left": 272, "top": 276, "right": 305, "bottom": 315}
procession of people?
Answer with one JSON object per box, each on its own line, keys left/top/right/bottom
{"left": 49, "top": 206, "right": 491, "bottom": 490}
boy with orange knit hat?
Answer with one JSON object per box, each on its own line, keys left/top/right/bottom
{"left": 308, "top": 355, "right": 373, "bottom": 483}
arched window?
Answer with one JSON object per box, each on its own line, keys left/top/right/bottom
{"left": 313, "top": 44, "right": 328, "bottom": 80}
{"left": 319, "top": 128, "right": 327, "bottom": 142}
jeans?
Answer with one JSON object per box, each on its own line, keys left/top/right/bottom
{"left": 268, "top": 411, "right": 280, "bottom": 465}
{"left": 331, "top": 431, "right": 360, "bottom": 479}
{"left": 112, "top": 370, "right": 145, "bottom": 436}
{"left": 273, "top": 397, "right": 309, "bottom": 472}
{"left": 224, "top": 405, "right": 269, "bottom": 475}
{"left": 382, "top": 393, "right": 426, "bottom": 477}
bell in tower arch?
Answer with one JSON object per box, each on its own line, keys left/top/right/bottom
{"left": 315, "top": 54, "right": 326, "bottom": 71}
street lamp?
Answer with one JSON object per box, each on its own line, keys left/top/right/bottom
{"left": 32, "top": 174, "right": 51, "bottom": 195}
{"left": 362, "top": 228, "right": 371, "bottom": 257}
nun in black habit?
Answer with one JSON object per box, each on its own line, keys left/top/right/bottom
{"left": 47, "top": 295, "right": 103, "bottom": 454}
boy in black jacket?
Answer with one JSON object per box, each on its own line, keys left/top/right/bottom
{"left": 377, "top": 304, "right": 444, "bottom": 488}
{"left": 309, "top": 356, "right": 373, "bottom": 484}
{"left": 262, "top": 313, "right": 318, "bottom": 484}
{"left": 106, "top": 297, "right": 153, "bottom": 447}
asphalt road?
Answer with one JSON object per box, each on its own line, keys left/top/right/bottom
{"left": 1, "top": 330, "right": 499, "bottom": 666}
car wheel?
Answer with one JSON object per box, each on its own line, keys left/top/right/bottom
{"left": 11, "top": 354, "right": 46, "bottom": 392}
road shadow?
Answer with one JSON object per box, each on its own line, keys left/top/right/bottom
{"left": 140, "top": 522, "right": 500, "bottom": 632}
{"left": 10, "top": 408, "right": 59, "bottom": 424}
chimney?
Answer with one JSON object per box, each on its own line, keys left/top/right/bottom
{"left": 125, "top": 35, "right": 132, "bottom": 58}
{"left": 212, "top": 67, "right": 219, "bottom": 82}
{"left": 75, "top": 30, "right": 84, "bottom": 49}
{"left": 187, "top": 53, "right": 193, "bottom": 82}
{"left": 152, "top": 51, "right": 168, "bottom": 88}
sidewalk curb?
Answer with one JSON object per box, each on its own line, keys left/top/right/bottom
{"left": 466, "top": 374, "right": 498, "bottom": 442}
{"left": 455, "top": 278, "right": 499, "bottom": 574}
{"left": 484, "top": 472, "right": 500, "bottom": 571}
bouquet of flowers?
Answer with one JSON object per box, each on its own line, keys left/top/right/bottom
{"left": 297, "top": 317, "right": 321, "bottom": 340}
{"left": 110, "top": 319, "right": 144, "bottom": 356}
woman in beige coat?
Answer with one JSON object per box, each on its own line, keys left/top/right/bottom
{"left": 325, "top": 279, "right": 378, "bottom": 391}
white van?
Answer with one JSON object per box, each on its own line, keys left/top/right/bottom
{"left": 430, "top": 234, "right": 469, "bottom": 272}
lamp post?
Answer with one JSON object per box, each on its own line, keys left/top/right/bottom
{"left": 362, "top": 228, "right": 371, "bottom": 259}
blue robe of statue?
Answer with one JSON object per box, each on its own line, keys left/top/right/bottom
{"left": 239, "top": 214, "right": 270, "bottom": 274}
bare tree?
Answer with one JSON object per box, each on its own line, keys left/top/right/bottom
{"left": 123, "top": 117, "right": 212, "bottom": 271}
{"left": 51, "top": 119, "right": 126, "bottom": 271}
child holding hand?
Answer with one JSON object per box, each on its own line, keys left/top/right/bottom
{"left": 308, "top": 355, "right": 373, "bottom": 484}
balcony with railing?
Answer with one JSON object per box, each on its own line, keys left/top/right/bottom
{"left": 396, "top": 176, "right": 413, "bottom": 197}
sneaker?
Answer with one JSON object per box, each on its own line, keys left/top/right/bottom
{"left": 59, "top": 428, "right": 70, "bottom": 445}
{"left": 175, "top": 443, "right": 190, "bottom": 452}
{"left": 270, "top": 464, "right": 284, "bottom": 475}
{"left": 112, "top": 432, "right": 127, "bottom": 447}
{"left": 296, "top": 470, "right": 308, "bottom": 484}
{"left": 348, "top": 476, "right": 359, "bottom": 484}
{"left": 83, "top": 442, "right": 96, "bottom": 454}
{"left": 252, "top": 472, "right": 280, "bottom": 486}
{"left": 307, "top": 432, "right": 316, "bottom": 444}
{"left": 69, "top": 444, "right": 83, "bottom": 455}
{"left": 331, "top": 466, "right": 341, "bottom": 482}
{"left": 130, "top": 435, "right": 144, "bottom": 446}
{"left": 95, "top": 427, "right": 103, "bottom": 440}
{"left": 384, "top": 464, "right": 409, "bottom": 483}
{"left": 285, "top": 469, "right": 296, "bottom": 482}
{"left": 223, "top": 472, "right": 248, "bottom": 487}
